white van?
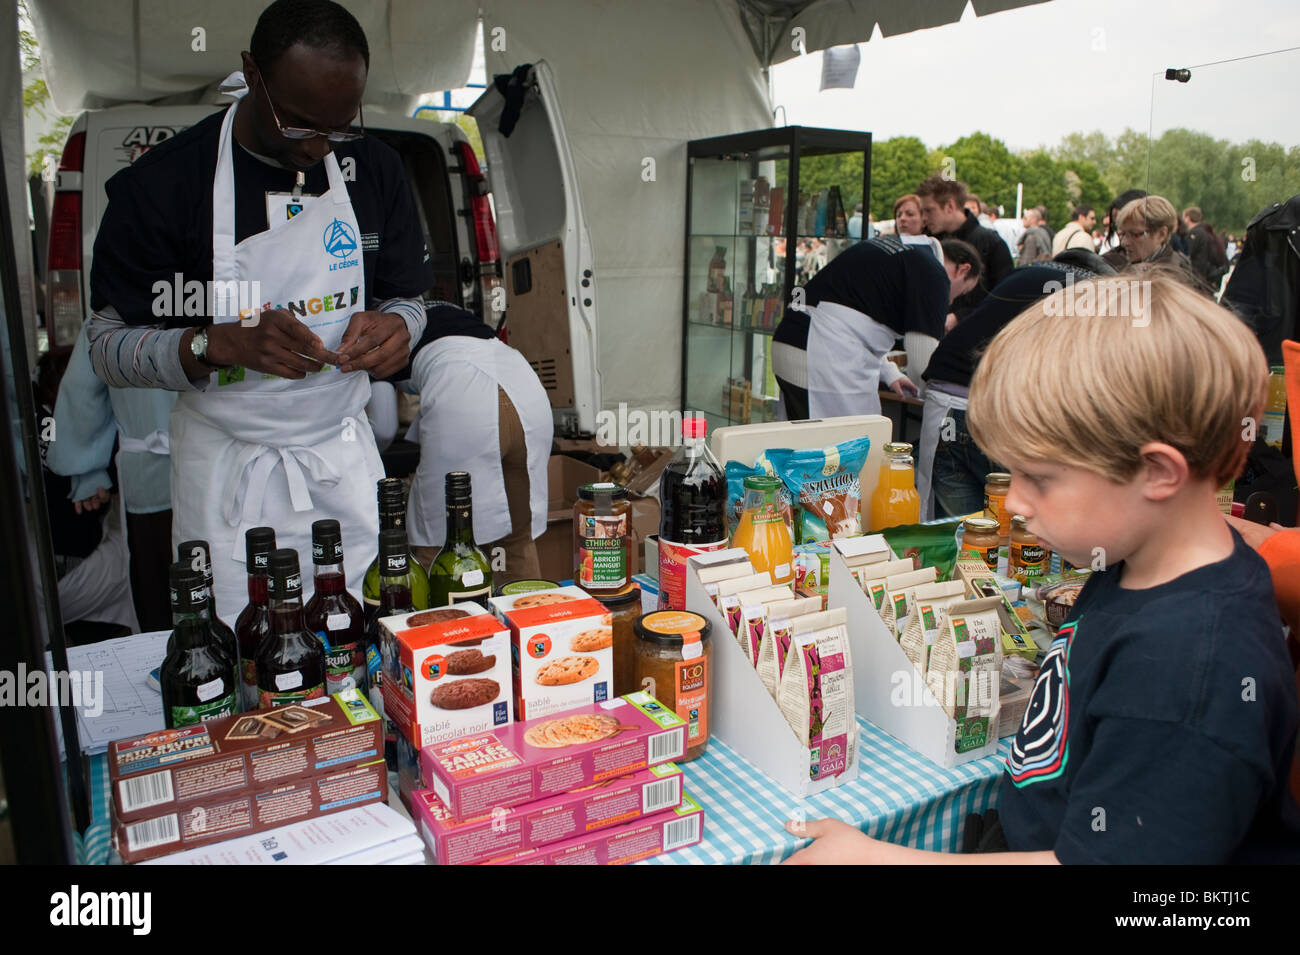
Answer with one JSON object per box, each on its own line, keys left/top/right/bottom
{"left": 45, "top": 62, "right": 600, "bottom": 436}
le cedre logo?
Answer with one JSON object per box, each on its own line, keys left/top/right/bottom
{"left": 50, "top": 886, "right": 151, "bottom": 935}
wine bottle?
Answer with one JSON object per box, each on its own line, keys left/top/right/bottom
{"left": 234, "top": 526, "right": 276, "bottom": 711}
{"left": 256, "top": 549, "right": 326, "bottom": 709}
{"left": 427, "top": 471, "right": 493, "bottom": 607}
{"left": 367, "top": 528, "right": 417, "bottom": 769}
{"left": 362, "top": 478, "right": 430, "bottom": 610}
{"left": 176, "top": 539, "right": 241, "bottom": 707}
{"left": 304, "top": 519, "right": 367, "bottom": 695}
{"left": 161, "top": 562, "right": 239, "bottom": 728}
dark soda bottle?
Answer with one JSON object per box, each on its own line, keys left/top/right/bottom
{"left": 657, "top": 415, "right": 728, "bottom": 610}
{"left": 256, "top": 549, "right": 326, "bottom": 709}
{"left": 304, "top": 519, "right": 367, "bottom": 695}
{"left": 176, "top": 539, "right": 240, "bottom": 708}
{"left": 235, "top": 527, "right": 276, "bottom": 710}
{"left": 161, "top": 562, "right": 239, "bottom": 728}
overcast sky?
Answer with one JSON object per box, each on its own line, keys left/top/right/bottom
{"left": 771, "top": 0, "right": 1300, "bottom": 151}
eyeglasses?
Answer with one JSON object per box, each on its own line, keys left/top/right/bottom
{"left": 254, "top": 67, "right": 364, "bottom": 143}
{"left": 1119, "top": 229, "right": 1148, "bottom": 240}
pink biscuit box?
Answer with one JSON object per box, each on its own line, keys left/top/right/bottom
{"left": 485, "top": 792, "right": 705, "bottom": 865}
{"left": 412, "top": 762, "right": 685, "bottom": 865}
{"left": 421, "top": 691, "right": 688, "bottom": 820}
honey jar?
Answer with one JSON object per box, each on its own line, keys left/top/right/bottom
{"left": 961, "top": 517, "right": 1001, "bottom": 571}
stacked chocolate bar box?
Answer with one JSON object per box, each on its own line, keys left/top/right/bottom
{"left": 109, "top": 689, "right": 386, "bottom": 863}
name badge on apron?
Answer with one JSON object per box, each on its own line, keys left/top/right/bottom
{"left": 266, "top": 191, "right": 318, "bottom": 230}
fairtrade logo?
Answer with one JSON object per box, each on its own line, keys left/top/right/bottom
{"left": 323, "top": 219, "right": 357, "bottom": 258}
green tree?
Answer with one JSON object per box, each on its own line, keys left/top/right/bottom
{"left": 868, "top": 135, "right": 930, "bottom": 220}
{"left": 933, "top": 132, "right": 1019, "bottom": 215}
{"left": 795, "top": 151, "right": 867, "bottom": 218}
{"left": 20, "top": 2, "right": 74, "bottom": 179}
{"left": 1016, "top": 151, "right": 1071, "bottom": 229}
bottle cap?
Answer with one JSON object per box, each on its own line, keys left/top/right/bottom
{"left": 986, "top": 472, "right": 1011, "bottom": 487}
{"left": 245, "top": 527, "right": 276, "bottom": 572}
{"left": 177, "top": 540, "right": 212, "bottom": 578}
{"left": 377, "top": 477, "right": 404, "bottom": 504}
{"left": 311, "top": 519, "right": 344, "bottom": 564}
{"left": 268, "top": 548, "right": 303, "bottom": 598}
{"left": 577, "top": 482, "right": 628, "bottom": 501}
{"left": 169, "top": 561, "right": 208, "bottom": 612}
{"left": 882, "top": 442, "right": 913, "bottom": 455}
{"left": 378, "top": 529, "right": 410, "bottom": 576}
{"left": 742, "top": 474, "right": 782, "bottom": 492}
{"left": 682, "top": 416, "right": 707, "bottom": 440}
{"left": 445, "top": 471, "right": 472, "bottom": 505}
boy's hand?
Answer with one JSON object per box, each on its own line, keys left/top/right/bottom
{"left": 1224, "top": 514, "right": 1286, "bottom": 551}
{"left": 782, "top": 818, "right": 881, "bottom": 865}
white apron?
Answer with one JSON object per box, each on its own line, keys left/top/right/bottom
{"left": 917, "top": 385, "right": 968, "bottom": 522}
{"left": 170, "top": 93, "right": 380, "bottom": 615}
{"left": 804, "top": 300, "right": 898, "bottom": 419}
{"left": 405, "top": 337, "right": 552, "bottom": 546}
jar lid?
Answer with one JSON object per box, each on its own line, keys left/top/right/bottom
{"left": 1011, "top": 515, "right": 1029, "bottom": 529}
{"left": 742, "top": 474, "right": 782, "bottom": 491}
{"left": 595, "top": 583, "right": 641, "bottom": 608}
{"left": 497, "top": 579, "right": 560, "bottom": 596}
{"left": 577, "top": 482, "right": 628, "bottom": 501}
{"left": 986, "top": 472, "right": 1011, "bottom": 486}
{"left": 634, "top": 610, "right": 712, "bottom": 646}
{"left": 883, "top": 442, "right": 913, "bottom": 454}
{"left": 963, "top": 517, "right": 1000, "bottom": 534}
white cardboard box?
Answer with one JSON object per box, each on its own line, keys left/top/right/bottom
{"left": 830, "top": 536, "right": 1000, "bottom": 769}
{"left": 684, "top": 548, "right": 859, "bottom": 797}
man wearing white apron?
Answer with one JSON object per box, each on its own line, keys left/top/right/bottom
{"left": 393, "top": 304, "right": 554, "bottom": 584}
{"left": 917, "top": 260, "right": 1108, "bottom": 520}
{"left": 85, "top": 4, "right": 433, "bottom": 614}
{"left": 771, "top": 235, "right": 980, "bottom": 421}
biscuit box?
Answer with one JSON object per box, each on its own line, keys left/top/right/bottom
{"left": 484, "top": 792, "right": 705, "bottom": 865}
{"left": 113, "top": 759, "right": 389, "bottom": 863}
{"left": 420, "top": 691, "right": 688, "bottom": 819}
{"left": 489, "top": 585, "right": 614, "bottom": 722}
{"left": 109, "top": 690, "right": 382, "bottom": 823}
{"left": 379, "top": 604, "right": 513, "bottom": 749}
{"left": 413, "top": 762, "right": 686, "bottom": 865}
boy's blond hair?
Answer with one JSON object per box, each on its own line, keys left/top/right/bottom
{"left": 967, "top": 273, "right": 1268, "bottom": 486}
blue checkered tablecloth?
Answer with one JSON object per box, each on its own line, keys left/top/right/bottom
{"left": 642, "top": 718, "right": 1011, "bottom": 865}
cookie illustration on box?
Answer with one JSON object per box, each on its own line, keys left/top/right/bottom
{"left": 569, "top": 628, "right": 613, "bottom": 652}
{"left": 511, "top": 592, "right": 578, "bottom": 609}
{"left": 523, "top": 713, "right": 621, "bottom": 748}
{"left": 430, "top": 678, "right": 501, "bottom": 710}
{"left": 407, "top": 608, "right": 472, "bottom": 627}
{"left": 535, "top": 655, "right": 599, "bottom": 686}
{"left": 225, "top": 715, "right": 280, "bottom": 741}
{"left": 446, "top": 649, "right": 496, "bottom": 675}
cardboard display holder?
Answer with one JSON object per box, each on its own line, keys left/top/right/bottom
{"left": 683, "top": 548, "right": 859, "bottom": 797}
{"left": 829, "top": 536, "right": 1000, "bottom": 769}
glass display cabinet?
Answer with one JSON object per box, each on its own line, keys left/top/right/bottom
{"left": 681, "top": 126, "right": 871, "bottom": 428}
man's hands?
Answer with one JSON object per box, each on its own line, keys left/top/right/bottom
{"left": 188, "top": 309, "right": 409, "bottom": 382}
{"left": 336, "top": 310, "right": 410, "bottom": 378}
{"left": 73, "top": 487, "right": 111, "bottom": 515}
{"left": 888, "top": 377, "right": 919, "bottom": 399}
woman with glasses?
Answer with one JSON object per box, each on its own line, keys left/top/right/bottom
{"left": 1113, "top": 195, "right": 1209, "bottom": 293}
{"left": 83, "top": 0, "right": 433, "bottom": 613}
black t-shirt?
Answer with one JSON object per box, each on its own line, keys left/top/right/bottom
{"left": 923, "top": 264, "right": 1094, "bottom": 387}
{"left": 1000, "top": 531, "right": 1300, "bottom": 863}
{"left": 90, "top": 106, "right": 433, "bottom": 326}
{"left": 935, "top": 210, "right": 1015, "bottom": 319}
{"left": 772, "top": 236, "right": 948, "bottom": 350}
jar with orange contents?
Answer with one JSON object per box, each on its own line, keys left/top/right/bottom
{"left": 633, "top": 611, "right": 712, "bottom": 761}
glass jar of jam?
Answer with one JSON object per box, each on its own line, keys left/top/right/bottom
{"left": 574, "top": 483, "right": 631, "bottom": 594}
{"left": 495, "top": 579, "right": 560, "bottom": 597}
{"left": 633, "top": 610, "right": 712, "bottom": 761}
{"left": 1009, "top": 516, "right": 1048, "bottom": 583}
{"left": 984, "top": 472, "right": 1012, "bottom": 542}
{"left": 597, "top": 584, "right": 643, "bottom": 697}
{"left": 961, "top": 517, "right": 1001, "bottom": 570}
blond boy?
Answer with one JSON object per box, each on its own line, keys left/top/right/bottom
{"left": 785, "top": 274, "right": 1300, "bottom": 864}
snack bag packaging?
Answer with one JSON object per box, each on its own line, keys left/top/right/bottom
{"left": 876, "top": 567, "right": 938, "bottom": 634}
{"left": 698, "top": 560, "right": 761, "bottom": 609}
{"left": 925, "top": 597, "right": 1003, "bottom": 754}
{"left": 767, "top": 437, "right": 871, "bottom": 543}
{"left": 715, "top": 571, "right": 772, "bottom": 626}
{"left": 726, "top": 585, "right": 793, "bottom": 640}
{"left": 735, "top": 588, "right": 801, "bottom": 667}
{"left": 880, "top": 522, "right": 960, "bottom": 581}
{"left": 756, "top": 598, "right": 822, "bottom": 697}
{"left": 776, "top": 608, "right": 855, "bottom": 781}
{"left": 899, "top": 583, "right": 968, "bottom": 678}
{"left": 725, "top": 455, "right": 792, "bottom": 537}
{"left": 850, "top": 557, "right": 915, "bottom": 608}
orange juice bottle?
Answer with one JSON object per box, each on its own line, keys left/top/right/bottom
{"left": 730, "top": 475, "right": 794, "bottom": 584}
{"left": 1264, "top": 365, "right": 1287, "bottom": 449}
{"left": 869, "top": 442, "right": 922, "bottom": 531}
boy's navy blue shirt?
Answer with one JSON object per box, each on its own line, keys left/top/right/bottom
{"left": 1000, "top": 530, "right": 1300, "bottom": 863}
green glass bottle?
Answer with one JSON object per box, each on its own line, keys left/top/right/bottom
{"left": 427, "top": 471, "right": 493, "bottom": 607}
{"left": 161, "top": 563, "right": 239, "bottom": 728}
{"left": 362, "top": 478, "right": 430, "bottom": 611}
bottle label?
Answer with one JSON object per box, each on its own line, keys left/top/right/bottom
{"left": 579, "top": 514, "right": 629, "bottom": 590}
{"left": 1264, "top": 410, "right": 1285, "bottom": 448}
{"left": 657, "top": 538, "right": 729, "bottom": 611}
{"left": 258, "top": 685, "right": 325, "bottom": 709}
{"left": 449, "top": 587, "right": 491, "bottom": 605}
{"left": 675, "top": 656, "right": 708, "bottom": 744}
{"left": 170, "top": 693, "right": 237, "bottom": 727}
{"left": 462, "top": 569, "right": 485, "bottom": 587}
{"left": 275, "top": 670, "right": 303, "bottom": 691}
{"left": 325, "top": 642, "right": 367, "bottom": 695}
{"left": 196, "top": 677, "right": 226, "bottom": 703}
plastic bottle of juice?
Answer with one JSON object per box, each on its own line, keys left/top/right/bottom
{"left": 868, "top": 442, "right": 922, "bottom": 531}
{"left": 1264, "top": 365, "right": 1288, "bottom": 449}
{"left": 730, "top": 475, "right": 794, "bottom": 584}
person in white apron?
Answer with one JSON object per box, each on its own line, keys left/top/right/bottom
{"left": 84, "top": 14, "right": 432, "bottom": 615}
{"left": 917, "top": 259, "right": 1111, "bottom": 520}
{"left": 772, "top": 236, "right": 981, "bottom": 421}
{"left": 399, "top": 305, "right": 553, "bottom": 583}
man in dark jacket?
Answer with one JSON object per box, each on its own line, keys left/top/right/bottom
{"left": 1183, "top": 206, "right": 1227, "bottom": 285}
{"left": 917, "top": 174, "right": 1013, "bottom": 319}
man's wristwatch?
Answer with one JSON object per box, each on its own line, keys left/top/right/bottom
{"left": 191, "top": 327, "right": 228, "bottom": 369}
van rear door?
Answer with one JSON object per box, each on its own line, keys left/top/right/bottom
{"left": 469, "top": 60, "right": 599, "bottom": 436}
